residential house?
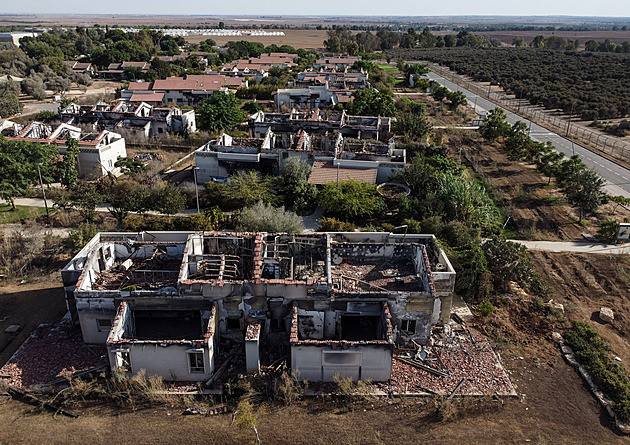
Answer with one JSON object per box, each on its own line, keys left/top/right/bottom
{"left": 248, "top": 109, "right": 392, "bottom": 142}
{"left": 194, "top": 127, "right": 403, "bottom": 184}
{"left": 62, "top": 231, "right": 455, "bottom": 382}
{"left": 98, "top": 61, "right": 150, "bottom": 80}
{"left": 121, "top": 74, "right": 247, "bottom": 106}
{"left": 63, "top": 61, "right": 95, "bottom": 77}
{"left": 2, "top": 121, "right": 126, "bottom": 178}
{"left": 60, "top": 100, "right": 197, "bottom": 138}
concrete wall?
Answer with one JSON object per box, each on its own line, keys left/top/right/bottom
{"left": 111, "top": 341, "right": 215, "bottom": 381}
{"left": 77, "top": 137, "right": 127, "bottom": 179}
{"left": 291, "top": 344, "right": 392, "bottom": 382}
{"left": 77, "top": 297, "right": 117, "bottom": 344}
{"left": 107, "top": 302, "right": 218, "bottom": 381}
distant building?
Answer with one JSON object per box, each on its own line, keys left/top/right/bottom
{"left": 194, "top": 128, "right": 403, "bottom": 184}
{"left": 60, "top": 100, "right": 196, "bottom": 139}
{"left": 121, "top": 74, "right": 247, "bottom": 106}
{"left": 1, "top": 120, "right": 126, "bottom": 179}
{"left": 0, "top": 31, "right": 39, "bottom": 46}
{"left": 63, "top": 61, "right": 95, "bottom": 77}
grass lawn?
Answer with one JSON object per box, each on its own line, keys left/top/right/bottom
{"left": 377, "top": 63, "right": 398, "bottom": 74}
{"left": 0, "top": 204, "right": 48, "bottom": 224}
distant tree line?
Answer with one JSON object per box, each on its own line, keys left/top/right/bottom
{"left": 388, "top": 46, "right": 630, "bottom": 120}
{"left": 323, "top": 27, "right": 495, "bottom": 55}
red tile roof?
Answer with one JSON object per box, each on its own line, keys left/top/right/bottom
{"left": 127, "top": 81, "right": 152, "bottom": 91}
{"left": 129, "top": 92, "right": 164, "bottom": 103}
{"left": 308, "top": 161, "right": 377, "bottom": 185}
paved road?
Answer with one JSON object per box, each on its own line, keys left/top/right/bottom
{"left": 427, "top": 72, "right": 630, "bottom": 198}
{"left": 510, "top": 239, "right": 630, "bottom": 255}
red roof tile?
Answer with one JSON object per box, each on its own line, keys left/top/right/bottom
{"left": 129, "top": 92, "right": 164, "bottom": 103}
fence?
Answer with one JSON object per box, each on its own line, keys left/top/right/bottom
{"left": 426, "top": 63, "right": 630, "bottom": 164}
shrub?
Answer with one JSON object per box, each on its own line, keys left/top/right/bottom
{"left": 236, "top": 201, "right": 304, "bottom": 233}
{"left": 67, "top": 223, "right": 99, "bottom": 252}
{"left": 565, "top": 322, "right": 630, "bottom": 422}
{"left": 318, "top": 179, "right": 386, "bottom": 222}
{"left": 478, "top": 298, "right": 495, "bottom": 316}
{"left": 318, "top": 217, "right": 356, "bottom": 232}
{"left": 598, "top": 219, "right": 620, "bottom": 243}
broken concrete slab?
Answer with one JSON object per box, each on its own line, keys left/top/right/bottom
{"left": 4, "top": 325, "right": 21, "bottom": 334}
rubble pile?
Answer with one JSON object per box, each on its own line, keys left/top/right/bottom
{"left": 389, "top": 325, "right": 515, "bottom": 396}
{"left": 333, "top": 259, "right": 417, "bottom": 291}
{"left": 0, "top": 323, "right": 106, "bottom": 388}
{"left": 93, "top": 258, "right": 181, "bottom": 290}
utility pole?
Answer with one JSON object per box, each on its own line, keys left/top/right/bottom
{"left": 193, "top": 167, "right": 200, "bottom": 214}
{"left": 36, "top": 163, "right": 49, "bottom": 223}
{"left": 566, "top": 102, "right": 575, "bottom": 137}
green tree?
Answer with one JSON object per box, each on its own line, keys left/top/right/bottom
{"left": 536, "top": 146, "right": 564, "bottom": 184}
{"left": 57, "top": 138, "right": 79, "bottom": 188}
{"left": 278, "top": 158, "right": 317, "bottom": 214}
{"left": 197, "top": 92, "right": 245, "bottom": 133}
{"left": 503, "top": 121, "right": 531, "bottom": 161}
{"left": 22, "top": 77, "right": 47, "bottom": 100}
{"left": 115, "top": 157, "right": 148, "bottom": 176}
{"left": 482, "top": 236, "right": 538, "bottom": 292}
{"left": 512, "top": 36, "right": 526, "bottom": 47}
{"left": 318, "top": 179, "right": 386, "bottom": 222}
{"left": 446, "top": 91, "right": 467, "bottom": 111}
{"left": 349, "top": 88, "right": 395, "bottom": 117}
{"left": 224, "top": 170, "right": 275, "bottom": 206}
{"left": 431, "top": 86, "right": 450, "bottom": 103}
{"left": 562, "top": 167, "right": 606, "bottom": 221}
{"left": 479, "top": 107, "right": 511, "bottom": 142}
{"left": 236, "top": 201, "right": 304, "bottom": 233}
{"left": 69, "top": 182, "right": 102, "bottom": 223}
{"left": 0, "top": 137, "right": 57, "bottom": 209}
{"left": 393, "top": 112, "right": 432, "bottom": 142}
{"left": 150, "top": 183, "right": 186, "bottom": 216}
{"left": 106, "top": 179, "right": 150, "bottom": 226}
{"left": 0, "top": 95, "right": 23, "bottom": 118}
{"left": 598, "top": 219, "right": 620, "bottom": 243}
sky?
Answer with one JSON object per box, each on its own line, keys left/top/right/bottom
{"left": 2, "top": 1, "right": 630, "bottom": 18}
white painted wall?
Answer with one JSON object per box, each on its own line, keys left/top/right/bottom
{"left": 291, "top": 345, "right": 392, "bottom": 382}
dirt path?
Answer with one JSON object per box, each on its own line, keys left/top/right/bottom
{"left": 461, "top": 141, "right": 630, "bottom": 241}
{"left": 514, "top": 239, "right": 630, "bottom": 254}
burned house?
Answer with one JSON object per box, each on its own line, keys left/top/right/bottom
{"left": 62, "top": 231, "right": 455, "bottom": 383}
{"left": 248, "top": 109, "right": 391, "bottom": 143}
{"left": 2, "top": 120, "right": 127, "bottom": 179}
{"left": 59, "top": 100, "right": 197, "bottom": 139}
{"left": 194, "top": 129, "right": 404, "bottom": 184}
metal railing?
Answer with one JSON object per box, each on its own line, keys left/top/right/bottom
{"left": 427, "top": 63, "right": 630, "bottom": 164}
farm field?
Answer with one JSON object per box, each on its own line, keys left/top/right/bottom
{"left": 185, "top": 29, "right": 328, "bottom": 50}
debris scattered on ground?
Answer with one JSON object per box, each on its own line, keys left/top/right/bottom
{"left": 388, "top": 325, "right": 515, "bottom": 396}
{"left": 0, "top": 322, "right": 106, "bottom": 389}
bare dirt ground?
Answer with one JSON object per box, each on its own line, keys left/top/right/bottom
{"left": 185, "top": 29, "right": 328, "bottom": 50}
{"left": 457, "top": 139, "right": 630, "bottom": 241}
{"left": 0, "top": 280, "right": 68, "bottom": 367}
{"left": 0, "top": 346, "right": 625, "bottom": 444}
{"left": 19, "top": 80, "right": 122, "bottom": 118}
{"left": 531, "top": 251, "right": 630, "bottom": 366}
